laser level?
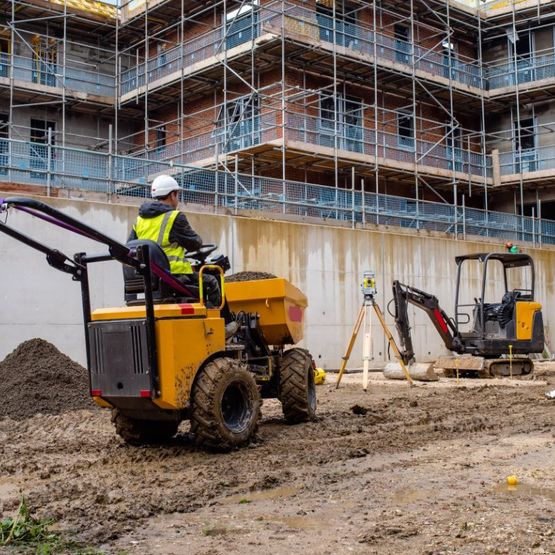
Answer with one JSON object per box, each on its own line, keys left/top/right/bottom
{"left": 337, "top": 271, "right": 413, "bottom": 390}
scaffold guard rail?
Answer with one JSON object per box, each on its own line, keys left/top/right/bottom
{"left": 0, "top": 138, "right": 552, "bottom": 246}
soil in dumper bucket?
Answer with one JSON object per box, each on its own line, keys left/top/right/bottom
{"left": 226, "top": 271, "right": 277, "bottom": 282}
{"left": 0, "top": 338, "right": 94, "bottom": 420}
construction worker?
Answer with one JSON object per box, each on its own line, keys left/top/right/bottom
{"left": 128, "top": 174, "right": 222, "bottom": 308}
{"left": 505, "top": 241, "right": 520, "bottom": 254}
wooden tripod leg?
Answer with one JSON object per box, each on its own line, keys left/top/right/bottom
{"left": 372, "top": 302, "right": 414, "bottom": 386}
{"left": 336, "top": 303, "right": 365, "bottom": 389}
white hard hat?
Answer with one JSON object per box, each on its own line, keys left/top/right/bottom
{"left": 151, "top": 175, "right": 181, "bottom": 198}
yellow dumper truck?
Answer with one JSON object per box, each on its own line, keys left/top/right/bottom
{"left": 0, "top": 197, "right": 317, "bottom": 451}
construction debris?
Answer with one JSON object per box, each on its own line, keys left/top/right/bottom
{"left": 383, "top": 361, "right": 438, "bottom": 382}
{"left": 225, "top": 271, "right": 277, "bottom": 282}
{"left": 0, "top": 338, "right": 94, "bottom": 420}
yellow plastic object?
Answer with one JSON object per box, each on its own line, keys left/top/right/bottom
{"left": 515, "top": 301, "right": 541, "bottom": 340}
{"left": 507, "top": 475, "right": 519, "bottom": 486}
{"left": 91, "top": 303, "right": 225, "bottom": 410}
{"left": 199, "top": 265, "right": 225, "bottom": 309}
{"left": 50, "top": 0, "right": 117, "bottom": 19}
{"left": 225, "top": 278, "right": 307, "bottom": 345}
{"left": 92, "top": 396, "right": 112, "bottom": 409}
{"left": 314, "top": 368, "right": 326, "bottom": 385}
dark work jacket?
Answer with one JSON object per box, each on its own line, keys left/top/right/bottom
{"left": 128, "top": 201, "right": 203, "bottom": 252}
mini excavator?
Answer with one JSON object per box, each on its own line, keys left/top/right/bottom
{"left": 391, "top": 252, "right": 544, "bottom": 377}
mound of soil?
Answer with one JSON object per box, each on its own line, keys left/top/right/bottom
{"left": 0, "top": 338, "right": 93, "bottom": 420}
{"left": 226, "top": 271, "right": 277, "bottom": 282}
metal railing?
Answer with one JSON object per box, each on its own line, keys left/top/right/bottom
{"left": 488, "top": 50, "right": 555, "bottom": 90}
{"left": 118, "top": 1, "right": 555, "bottom": 99}
{"left": 3, "top": 6, "right": 555, "bottom": 102}
{"left": 129, "top": 109, "right": 490, "bottom": 179}
{"left": 119, "top": 0, "right": 483, "bottom": 98}
{"left": 0, "top": 137, "right": 552, "bottom": 245}
{"left": 0, "top": 52, "right": 115, "bottom": 98}
{"left": 499, "top": 145, "right": 555, "bottom": 175}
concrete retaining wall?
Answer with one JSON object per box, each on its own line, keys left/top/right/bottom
{"left": 1, "top": 194, "right": 554, "bottom": 368}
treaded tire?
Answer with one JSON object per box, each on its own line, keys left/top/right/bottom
{"left": 111, "top": 409, "right": 179, "bottom": 446}
{"left": 190, "top": 357, "right": 261, "bottom": 452}
{"left": 279, "top": 348, "right": 317, "bottom": 424}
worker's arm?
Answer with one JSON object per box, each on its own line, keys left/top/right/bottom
{"left": 127, "top": 228, "right": 137, "bottom": 242}
{"left": 169, "top": 213, "right": 203, "bottom": 251}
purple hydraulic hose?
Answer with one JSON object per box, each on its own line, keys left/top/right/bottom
{"left": 150, "top": 262, "right": 195, "bottom": 297}
{"left": 14, "top": 205, "right": 98, "bottom": 241}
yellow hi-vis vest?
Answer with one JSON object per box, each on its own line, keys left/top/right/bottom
{"left": 133, "top": 210, "right": 193, "bottom": 274}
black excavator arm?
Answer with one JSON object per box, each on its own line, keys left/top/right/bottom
{"left": 391, "top": 281, "right": 462, "bottom": 364}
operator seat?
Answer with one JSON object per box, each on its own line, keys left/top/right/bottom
{"left": 123, "top": 239, "right": 199, "bottom": 305}
{"left": 498, "top": 290, "right": 519, "bottom": 329}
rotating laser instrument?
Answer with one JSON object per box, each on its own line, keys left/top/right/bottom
{"left": 336, "top": 271, "right": 413, "bottom": 390}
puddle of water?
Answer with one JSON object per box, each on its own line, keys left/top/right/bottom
{"left": 224, "top": 486, "right": 300, "bottom": 504}
{"left": 493, "top": 482, "right": 555, "bottom": 503}
{"left": 391, "top": 488, "right": 431, "bottom": 504}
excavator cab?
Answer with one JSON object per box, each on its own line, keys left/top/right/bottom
{"left": 454, "top": 253, "right": 544, "bottom": 357}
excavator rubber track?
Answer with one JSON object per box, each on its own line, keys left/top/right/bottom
{"left": 434, "top": 355, "right": 533, "bottom": 378}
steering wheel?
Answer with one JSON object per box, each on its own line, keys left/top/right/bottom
{"left": 185, "top": 244, "right": 218, "bottom": 260}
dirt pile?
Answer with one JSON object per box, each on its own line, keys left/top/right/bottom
{"left": 0, "top": 338, "right": 94, "bottom": 420}
{"left": 226, "top": 271, "right": 277, "bottom": 282}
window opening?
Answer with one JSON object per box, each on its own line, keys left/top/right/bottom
{"left": 31, "top": 36, "right": 57, "bottom": 87}
{"left": 225, "top": 1, "right": 259, "bottom": 50}
{"left": 394, "top": 24, "right": 410, "bottom": 64}
{"left": 397, "top": 112, "right": 414, "bottom": 150}
{"left": 30, "top": 119, "right": 55, "bottom": 178}
{"left": 216, "top": 95, "right": 260, "bottom": 152}
{"left": 0, "top": 38, "right": 8, "bottom": 78}
{"left": 513, "top": 117, "right": 536, "bottom": 172}
{"left": 318, "top": 93, "right": 363, "bottom": 153}
{"left": 316, "top": 3, "right": 358, "bottom": 48}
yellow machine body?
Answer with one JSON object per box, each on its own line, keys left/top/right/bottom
{"left": 515, "top": 301, "right": 542, "bottom": 341}
{"left": 226, "top": 278, "right": 307, "bottom": 345}
{"left": 90, "top": 303, "right": 225, "bottom": 411}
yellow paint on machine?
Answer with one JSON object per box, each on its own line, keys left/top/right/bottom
{"left": 91, "top": 303, "right": 207, "bottom": 320}
{"left": 90, "top": 304, "right": 226, "bottom": 411}
{"left": 155, "top": 310, "right": 225, "bottom": 410}
{"left": 515, "top": 301, "right": 542, "bottom": 341}
{"left": 88, "top": 277, "right": 306, "bottom": 410}
{"left": 225, "top": 278, "right": 308, "bottom": 345}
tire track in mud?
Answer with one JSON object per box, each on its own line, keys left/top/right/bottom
{"left": 0, "top": 380, "right": 552, "bottom": 546}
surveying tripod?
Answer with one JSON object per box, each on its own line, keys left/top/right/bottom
{"left": 336, "top": 271, "right": 413, "bottom": 390}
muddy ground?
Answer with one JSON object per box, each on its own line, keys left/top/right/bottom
{"left": 0, "top": 370, "right": 554, "bottom": 554}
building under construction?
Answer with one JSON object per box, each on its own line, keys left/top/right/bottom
{"left": 2, "top": 0, "right": 555, "bottom": 244}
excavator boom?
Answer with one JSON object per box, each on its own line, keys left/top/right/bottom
{"left": 392, "top": 281, "right": 460, "bottom": 364}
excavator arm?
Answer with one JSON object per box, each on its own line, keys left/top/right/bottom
{"left": 391, "top": 281, "right": 461, "bottom": 364}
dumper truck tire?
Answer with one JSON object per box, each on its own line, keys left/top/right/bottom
{"left": 279, "top": 348, "right": 317, "bottom": 423}
{"left": 190, "top": 357, "right": 261, "bottom": 452}
{"left": 111, "top": 409, "right": 179, "bottom": 445}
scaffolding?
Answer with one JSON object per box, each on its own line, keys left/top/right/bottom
{"left": 2, "top": 0, "right": 555, "bottom": 240}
